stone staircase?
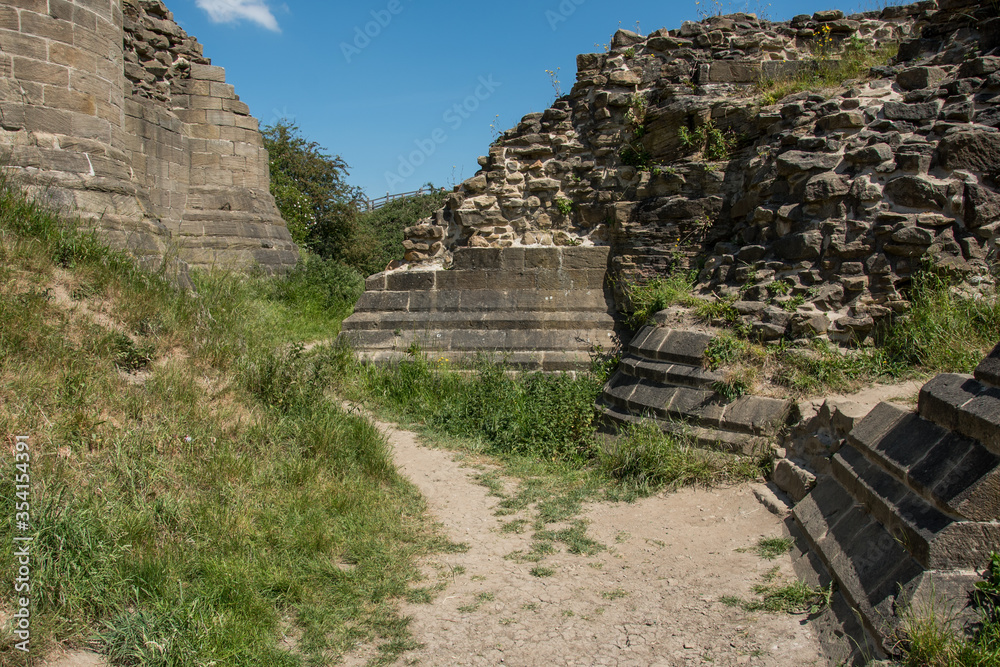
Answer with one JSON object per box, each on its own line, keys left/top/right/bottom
{"left": 596, "top": 324, "right": 795, "bottom": 454}
{"left": 793, "top": 343, "right": 1000, "bottom": 655}
{"left": 338, "top": 246, "right": 621, "bottom": 371}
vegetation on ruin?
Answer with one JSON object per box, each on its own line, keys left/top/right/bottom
{"left": 620, "top": 268, "right": 1000, "bottom": 397}
{"left": 901, "top": 552, "right": 1000, "bottom": 666}
{"left": 755, "top": 36, "right": 900, "bottom": 106}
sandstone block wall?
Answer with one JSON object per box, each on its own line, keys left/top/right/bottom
{"left": 0, "top": 0, "right": 296, "bottom": 275}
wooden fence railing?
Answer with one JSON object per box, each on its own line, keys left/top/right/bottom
{"left": 361, "top": 187, "right": 446, "bottom": 212}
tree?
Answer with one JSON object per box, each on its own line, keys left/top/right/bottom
{"left": 262, "top": 120, "right": 363, "bottom": 255}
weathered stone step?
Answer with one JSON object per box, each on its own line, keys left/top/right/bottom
{"left": 847, "top": 402, "right": 1000, "bottom": 521}
{"left": 594, "top": 401, "right": 764, "bottom": 454}
{"left": 617, "top": 353, "right": 725, "bottom": 389}
{"left": 601, "top": 372, "right": 792, "bottom": 436}
{"left": 340, "top": 328, "right": 617, "bottom": 353}
{"left": 354, "top": 349, "right": 595, "bottom": 372}
{"left": 794, "top": 477, "right": 926, "bottom": 653}
{"left": 449, "top": 245, "right": 611, "bottom": 272}
{"left": 918, "top": 373, "right": 1000, "bottom": 456}
{"left": 364, "top": 267, "right": 607, "bottom": 292}
{"left": 341, "top": 310, "right": 616, "bottom": 332}
{"left": 352, "top": 289, "right": 614, "bottom": 314}
{"left": 831, "top": 444, "right": 1000, "bottom": 570}
{"left": 627, "top": 325, "right": 714, "bottom": 367}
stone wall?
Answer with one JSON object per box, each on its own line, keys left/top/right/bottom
{"left": 782, "top": 343, "right": 1000, "bottom": 659}
{"left": 404, "top": 0, "right": 999, "bottom": 343}
{"left": 0, "top": 0, "right": 296, "bottom": 275}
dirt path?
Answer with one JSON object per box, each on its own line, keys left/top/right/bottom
{"left": 368, "top": 418, "right": 827, "bottom": 667}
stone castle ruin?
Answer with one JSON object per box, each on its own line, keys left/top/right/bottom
{"left": 3, "top": 0, "right": 997, "bottom": 662}
{"left": 342, "top": 0, "right": 1000, "bottom": 660}
{"left": 0, "top": 0, "right": 297, "bottom": 276}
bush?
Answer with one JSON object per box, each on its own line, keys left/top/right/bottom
{"left": 346, "top": 190, "right": 448, "bottom": 277}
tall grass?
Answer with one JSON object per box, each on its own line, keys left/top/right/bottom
{"left": 597, "top": 421, "right": 769, "bottom": 495}
{"left": 344, "top": 351, "right": 604, "bottom": 463}
{"left": 757, "top": 37, "right": 899, "bottom": 106}
{"left": 0, "top": 180, "right": 448, "bottom": 665}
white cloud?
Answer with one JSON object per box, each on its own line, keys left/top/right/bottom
{"left": 195, "top": 0, "right": 281, "bottom": 32}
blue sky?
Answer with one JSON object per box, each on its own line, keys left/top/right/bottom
{"left": 173, "top": 0, "right": 881, "bottom": 200}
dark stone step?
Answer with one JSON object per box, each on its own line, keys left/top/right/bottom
{"left": 831, "top": 444, "right": 999, "bottom": 570}
{"left": 627, "top": 325, "right": 714, "bottom": 367}
{"left": 353, "top": 289, "right": 614, "bottom": 314}
{"left": 975, "top": 341, "right": 1000, "bottom": 388}
{"left": 594, "top": 401, "right": 765, "bottom": 454}
{"left": 341, "top": 310, "right": 616, "bottom": 332}
{"left": 793, "top": 478, "right": 924, "bottom": 654}
{"left": 601, "top": 372, "right": 792, "bottom": 436}
{"left": 918, "top": 373, "right": 1000, "bottom": 456}
{"left": 339, "top": 328, "right": 617, "bottom": 353}
{"left": 618, "top": 354, "right": 725, "bottom": 389}
{"left": 848, "top": 402, "right": 1000, "bottom": 522}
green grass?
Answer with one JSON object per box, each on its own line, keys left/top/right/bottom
{"left": 620, "top": 271, "right": 700, "bottom": 329}
{"left": 746, "top": 537, "right": 794, "bottom": 561}
{"left": 722, "top": 567, "right": 831, "bottom": 615}
{"left": 901, "top": 552, "right": 1000, "bottom": 666}
{"left": 756, "top": 37, "right": 899, "bottom": 106}
{"left": 596, "top": 421, "right": 769, "bottom": 496}
{"left": 0, "top": 179, "right": 452, "bottom": 666}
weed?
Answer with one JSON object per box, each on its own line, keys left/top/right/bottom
{"left": 620, "top": 272, "right": 699, "bottom": 329}
{"left": 756, "top": 38, "right": 899, "bottom": 106}
{"left": 602, "top": 588, "right": 630, "bottom": 600}
{"left": 530, "top": 566, "right": 555, "bottom": 578}
{"left": 555, "top": 198, "right": 573, "bottom": 215}
{"left": 729, "top": 579, "right": 832, "bottom": 614}
{"left": 741, "top": 537, "right": 794, "bottom": 560}
{"left": 597, "top": 421, "right": 768, "bottom": 495}
{"left": 545, "top": 67, "right": 562, "bottom": 99}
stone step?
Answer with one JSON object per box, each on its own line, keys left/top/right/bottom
{"left": 831, "top": 444, "right": 999, "bottom": 570}
{"left": 975, "top": 341, "right": 1000, "bottom": 388}
{"left": 918, "top": 373, "right": 1000, "bottom": 456}
{"left": 353, "top": 289, "right": 614, "bottom": 314}
{"left": 355, "top": 349, "right": 595, "bottom": 372}
{"left": 339, "top": 328, "right": 618, "bottom": 353}
{"left": 341, "top": 310, "right": 617, "bottom": 332}
{"left": 602, "top": 371, "right": 792, "bottom": 437}
{"left": 793, "top": 477, "right": 927, "bottom": 653}
{"left": 449, "top": 245, "right": 611, "bottom": 272}
{"left": 627, "top": 325, "right": 714, "bottom": 367}
{"left": 847, "top": 402, "right": 1000, "bottom": 522}
{"left": 617, "top": 353, "right": 725, "bottom": 389}
{"left": 594, "top": 401, "right": 765, "bottom": 454}
{"left": 364, "top": 267, "right": 607, "bottom": 292}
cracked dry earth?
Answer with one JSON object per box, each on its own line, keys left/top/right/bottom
{"left": 353, "top": 419, "right": 827, "bottom": 667}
